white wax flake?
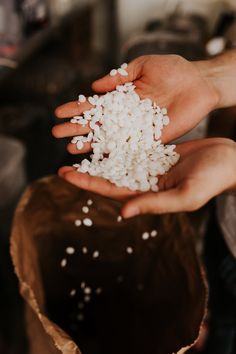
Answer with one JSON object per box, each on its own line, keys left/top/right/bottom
{"left": 96, "top": 288, "right": 102, "bottom": 294}
{"left": 75, "top": 219, "right": 82, "bottom": 227}
{"left": 78, "top": 94, "right": 86, "bottom": 103}
{"left": 72, "top": 82, "right": 180, "bottom": 191}
{"left": 82, "top": 247, "right": 88, "bottom": 254}
{"left": 87, "top": 199, "right": 93, "bottom": 206}
{"left": 77, "top": 314, "right": 84, "bottom": 321}
{"left": 126, "top": 247, "right": 133, "bottom": 254}
{"left": 83, "top": 218, "right": 93, "bottom": 227}
{"left": 117, "top": 215, "right": 122, "bottom": 222}
{"left": 66, "top": 247, "right": 75, "bottom": 255}
{"left": 142, "top": 232, "right": 149, "bottom": 240}
{"left": 110, "top": 69, "right": 117, "bottom": 76}
{"left": 118, "top": 68, "right": 128, "bottom": 76}
{"left": 70, "top": 289, "right": 76, "bottom": 297}
{"left": 121, "top": 62, "right": 128, "bottom": 69}
{"left": 82, "top": 206, "right": 89, "bottom": 214}
{"left": 81, "top": 282, "right": 86, "bottom": 289}
{"left": 151, "top": 230, "right": 158, "bottom": 237}
{"left": 93, "top": 251, "right": 99, "bottom": 258}
{"left": 117, "top": 275, "right": 124, "bottom": 283}
{"left": 60, "top": 258, "right": 67, "bottom": 268}
{"left": 84, "top": 287, "right": 91, "bottom": 295}
{"left": 78, "top": 302, "right": 84, "bottom": 309}
{"left": 84, "top": 295, "right": 91, "bottom": 302}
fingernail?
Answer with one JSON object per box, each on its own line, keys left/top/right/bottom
{"left": 124, "top": 207, "right": 140, "bottom": 219}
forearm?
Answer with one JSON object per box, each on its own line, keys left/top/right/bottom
{"left": 195, "top": 49, "right": 236, "bottom": 109}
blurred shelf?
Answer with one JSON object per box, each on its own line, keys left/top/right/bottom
{"left": 0, "top": 2, "right": 93, "bottom": 82}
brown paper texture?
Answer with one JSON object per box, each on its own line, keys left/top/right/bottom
{"left": 10, "top": 176, "right": 207, "bottom": 354}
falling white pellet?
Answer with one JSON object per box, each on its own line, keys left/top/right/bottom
{"left": 66, "top": 247, "right": 75, "bottom": 255}
{"left": 87, "top": 199, "right": 93, "bottom": 206}
{"left": 93, "top": 251, "right": 99, "bottom": 258}
{"left": 117, "top": 275, "right": 124, "bottom": 283}
{"left": 82, "top": 206, "right": 89, "bottom": 214}
{"left": 83, "top": 218, "right": 93, "bottom": 227}
{"left": 137, "top": 284, "right": 144, "bottom": 291}
{"left": 78, "top": 302, "right": 84, "bottom": 309}
{"left": 84, "top": 287, "right": 91, "bottom": 295}
{"left": 70, "top": 289, "right": 76, "bottom": 297}
{"left": 60, "top": 258, "right": 67, "bottom": 268}
{"left": 117, "top": 215, "right": 122, "bottom": 222}
{"left": 77, "top": 313, "right": 84, "bottom": 321}
{"left": 84, "top": 295, "right": 91, "bottom": 302}
{"left": 142, "top": 232, "right": 149, "bottom": 240}
{"left": 82, "top": 247, "right": 88, "bottom": 254}
{"left": 96, "top": 288, "right": 102, "bottom": 295}
{"left": 126, "top": 247, "right": 133, "bottom": 254}
{"left": 150, "top": 230, "right": 158, "bottom": 237}
{"left": 81, "top": 282, "right": 86, "bottom": 289}
{"left": 78, "top": 94, "right": 86, "bottom": 103}
{"left": 75, "top": 219, "right": 82, "bottom": 227}
{"left": 110, "top": 69, "right": 117, "bottom": 76}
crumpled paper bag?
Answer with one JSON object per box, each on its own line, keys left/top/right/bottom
{"left": 10, "top": 176, "right": 207, "bottom": 354}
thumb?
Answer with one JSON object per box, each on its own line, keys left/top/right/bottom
{"left": 91, "top": 57, "right": 143, "bottom": 93}
{"left": 122, "top": 186, "right": 194, "bottom": 218}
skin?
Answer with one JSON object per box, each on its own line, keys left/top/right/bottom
{"left": 53, "top": 51, "right": 236, "bottom": 218}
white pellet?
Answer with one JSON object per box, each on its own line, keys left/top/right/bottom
{"left": 110, "top": 69, "right": 117, "bottom": 76}
{"left": 82, "top": 206, "right": 89, "bottom": 214}
{"left": 70, "top": 289, "right": 76, "bottom": 297}
{"left": 78, "top": 302, "right": 84, "bottom": 309}
{"left": 118, "top": 68, "right": 128, "bottom": 76}
{"left": 117, "top": 215, "right": 122, "bottom": 222}
{"left": 150, "top": 230, "right": 158, "bottom": 237}
{"left": 75, "top": 219, "right": 82, "bottom": 227}
{"left": 161, "top": 107, "right": 167, "bottom": 115}
{"left": 96, "top": 288, "right": 102, "bottom": 294}
{"left": 142, "top": 232, "right": 149, "bottom": 240}
{"left": 78, "top": 94, "right": 86, "bottom": 103}
{"left": 84, "top": 287, "right": 91, "bottom": 295}
{"left": 81, "top": 282, "right": 86, "bottom": 289}
{"left": 82, "top": 247, "right": 88, "bottom": 254}
{"left": 126, "top": 247, "right": 133, "bottom": 254}
{"left": 83, "top": 218, "right": 93, "bottom": 227}
{"left": 87, "top": 199, "right": 93, "bottom": 206}
{"left": 121, "top": 62, "right": 128, "bottom": 69}
{"left": 117, "top": 275, "right": 124, "bottom": 283}
{"left": 76, "top": 141, "right": 84, "bottom": 150}
{"left": 93, "top": 250, "right": 99, "bottom": 258}
{"left": 60, "top": 258, "right": 67, "bottom": 268}
{"left": 84, "top": 295, "right": 91, "bottom": 302}
{"left": 77, "top": 314, "right": 84, "bottom": 321}
{"left": 66, "top": 247, "right": 75, "bottom": 255}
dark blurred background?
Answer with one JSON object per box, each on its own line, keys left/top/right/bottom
{"left": 1, "top": 0, "right": 236, "bottom": 353}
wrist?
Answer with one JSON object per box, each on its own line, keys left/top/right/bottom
{"left": 194, "top": 59, "right": 223, "bottom": 109}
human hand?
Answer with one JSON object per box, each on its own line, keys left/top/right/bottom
{"left": 58, "top": 138, "right": 236, "bottom": 218}
{"left": 52, "top": 54, "right": 219, "bottom": 150}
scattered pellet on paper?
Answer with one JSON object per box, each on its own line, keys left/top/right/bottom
{"left": 70, "top": 289, "right": 76, "bottom": 297}
{"left": 66, "top": 247, "right": 75, "bottom": 255}
{"left": 60, "top": 258, "right": 67, "bottom": 268}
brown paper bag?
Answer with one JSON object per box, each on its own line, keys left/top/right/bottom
{"left": 10, "top": 176, "right": 207, "bottom": 354}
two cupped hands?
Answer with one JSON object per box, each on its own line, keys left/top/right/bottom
{"left": 52, "top": 55, "right": 236, "bottom": 218}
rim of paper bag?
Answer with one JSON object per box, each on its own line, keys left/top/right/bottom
{"left": 10, "top": 176, "right": 208, "bottom": 354}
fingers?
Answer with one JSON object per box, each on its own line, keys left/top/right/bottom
{"left": 52, "top": 122, "right": 90, "bottom": 138}
{"left": 58, "top": 167, "right": 138, "bottom": 199}
{"left": 122, "top": 185, "right": 198, "bottom": 218}
{"left": 91, "top": 58, "right": 143, "bottom": 93}
{"left": 67, "top": 142, "right": 91, "bottom": 155}
{"left": 55, "top": 101, "right": 93, "bottom": 119}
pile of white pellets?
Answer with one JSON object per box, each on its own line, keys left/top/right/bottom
{"left": 70, "top": 66, "right": 179, "bottom": 192}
